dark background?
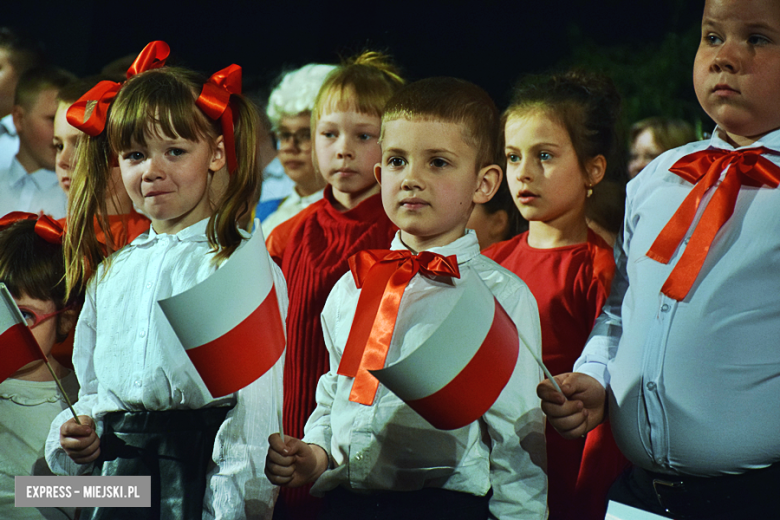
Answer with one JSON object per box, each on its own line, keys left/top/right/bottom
{"left": 6, "top": 0, "right": 709, "bottom": 128}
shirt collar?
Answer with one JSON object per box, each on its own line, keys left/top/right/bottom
{"left": 288, "top": 187, "right": 324, "bottom": 205}
{"left": 130, "top": 217, "right": 211, "bottom": 247}
{"left": 6, "top": 157, "right": 59, "bottom": 190}
{"left": 390, "top": 229, "right": 481, "bottom": 265}
{"left": 710, "top": 126, "right": 780, "bottom": 153}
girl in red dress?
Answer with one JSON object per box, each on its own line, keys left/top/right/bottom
{"left": 484, "top": 70, "right": 629, "bottom": 520}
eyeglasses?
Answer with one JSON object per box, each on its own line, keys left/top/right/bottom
{"left": 274, "top": 128, "right": 311, "bottom": 150}
{"left": 17, "top": 305, "right": 71, "bottom": 329}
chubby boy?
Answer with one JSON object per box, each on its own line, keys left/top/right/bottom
{"left": 266, "top": 77, "right": 547, "bottom": 519}
{"left": 539, "top": 0, "right": 780, "bottom": 518}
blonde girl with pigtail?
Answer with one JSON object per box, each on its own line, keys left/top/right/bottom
{"left": 44, "top": 42, "right": 287, "bottom": 520}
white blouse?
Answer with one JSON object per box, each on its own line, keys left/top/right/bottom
{"left": 45, "top": 219, "right": 288, "bottom": 520}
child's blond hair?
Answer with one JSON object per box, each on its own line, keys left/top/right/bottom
{"left": 311, "top": 51, "right": 404, "bottom": 126}
{"left": 65, "top": 67, "right": 262, "bottom": 296}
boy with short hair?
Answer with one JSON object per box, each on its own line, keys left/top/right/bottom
{"left": 0, "top": 27, "right": 45, "bottom": 169}
{"left": 266, "top": 77, "right": 547, "bottom": 519}
{"left": 539, "top": 0, "right": 780, "bottom": 518}
{"left": 0, "top": 66, "right": 73, "bottom": 219}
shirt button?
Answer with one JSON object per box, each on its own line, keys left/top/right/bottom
{"left": 661, "top": 304, "right": 670, "bottom": 312}
{"left": 646, "top": 381, "right": 657, "bottom": 391}
{"left": 140, "top": 330, "right": 146, "bottom": 338}
{"left": 355, "top": 453, "right": 362, "bottom": 461}
{"left": 134, "top": 380, "right": 142, "bottom": 388}
{"left": 146, "top": 282, "right": 152, "bottom": 289}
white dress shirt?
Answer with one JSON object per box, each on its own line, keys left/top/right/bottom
{"left": 0, "top": 156, "right": 66, "bottom": 218}
{"left": 260, "top": 188, "right": 324, "bottom": 237}
{"left": 45, "top": 219, "right": 288, "bottom": 520}
{"left": 576, "top": 127, "right": 780, "bottom": 477}
{"left": 0, "top": 114, "right": 19, "bottom": 171}
{"left": 303, "top": 230, "right": 547, "bottom": 519}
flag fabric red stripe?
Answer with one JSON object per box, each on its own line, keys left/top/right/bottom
{"left": 403, "top": 299, "right": 519, "bottom": 430}
{"left": 185, "top": 286, "right": 285, "bottom": 397}
{"left": 0, "top": 322, "right": 45, "bottom": 382}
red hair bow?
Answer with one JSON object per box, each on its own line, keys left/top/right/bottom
{"left": 66, "top": 41, "right": 171, "bottom": 136}
{"left": 0, "top": 212, "right": 65, "bottom": 245}
{"left": 195, "top": 65, "right": 242, "bottom": 174}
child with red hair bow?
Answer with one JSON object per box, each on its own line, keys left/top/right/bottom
{"left": 0, "top": 212, "right": 81, "bottom": 520}
{"left": 44, "top": 42, "right": 287, "bottom": 520}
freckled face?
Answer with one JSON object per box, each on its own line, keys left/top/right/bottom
{"left": 118, "top": 130, "right": 225, "bottom": 235}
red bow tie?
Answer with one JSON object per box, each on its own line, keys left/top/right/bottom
{"left": 0, "top": 212, "right": 64, "bottom": 245}
{"left": 646, "top": 147, "right": 780, "bottom": 300}
{"left": 338, "top": 249, "right": 460, "bottom": 405}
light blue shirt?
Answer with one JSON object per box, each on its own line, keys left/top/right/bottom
{"left": 259, "top": 157, "right": 294, "bottom": 203}
{"left": 576, "top": 127, "right": 780, "bottom": 477}
{"left": 0, "top": 156, "right": 66, "bottom": 219}
{"left": 0, "top": 114, "right": 19, "bottom": 171}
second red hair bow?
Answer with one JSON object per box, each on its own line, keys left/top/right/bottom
{"left": 196, "top": 65, "right": 242, "bottom": 174}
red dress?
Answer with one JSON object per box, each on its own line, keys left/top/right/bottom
{"left": 485, "top": 229, "right": 628, "bottom": 520}
{"left": 267, "top": 186, "right": 397, "bottom": 519}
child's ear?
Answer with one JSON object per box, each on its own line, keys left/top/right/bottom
{"left": 374, "top": 163, "right": 383, "bottom": 185}
{"left": 586, "top": 155, "right": 607, "bottom": 187}
{"left": 209, "top": 135, "right": 227, "bottom": 172}
{"left": 473, "top": 164, "right": 502, "bottom": 204}
{"left": 11, "top": 105, "right": 25, "bottom": 135}
{"left": 56, "top": 307, "right": 79, "bottom": 342}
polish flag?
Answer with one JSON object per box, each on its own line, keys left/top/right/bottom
{"left": 0, "top": 283, "right": 46, "bottom": 383}
{"left": 370, "top": 275, "right": 520, "bottom": 430}
{"left": 158, "top": 229, "right": 285, "bottom": 398}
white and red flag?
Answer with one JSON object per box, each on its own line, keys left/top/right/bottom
{"left": 369, "top": 275, "right": 521, "bottom": 430}
{"left": 0, "top": 283, "right": 47, "bottom": 383}
{"left": 158, "top": 229, "right": 285, "bottom": 398}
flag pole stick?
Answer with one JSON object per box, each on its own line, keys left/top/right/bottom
{"left": 276, "top": 360, "right": 285, "bottom": 443}
{"left": 521, "top": 340, "right": 564, "bottom": 396}
{"left": 42, "top": 358, "right": 81, "bottom": 424}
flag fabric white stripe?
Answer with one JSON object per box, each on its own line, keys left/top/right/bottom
{"left": 0, "top": 283, "right": 24, "bottom": 332}
{"left": 158, "top": 229, "right": 274, "bottom": 349}
{"left": 370, "top": 275, "right": 494, "bottom": 401}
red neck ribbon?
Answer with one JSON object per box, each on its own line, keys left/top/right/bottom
{"left": 0, "top": 212, "right": 65, "bottom": 245}
{"left": 646, "top": 147, "right": 780, "bottom": 300}
{"left": 338, "top": 249, "right": 460, "bottom": 405}
{"left": 195, "top": 65, "right": 242, "bottom": 174}
{"left": 66, "top": 41, "right": 170, "bottom": 136}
